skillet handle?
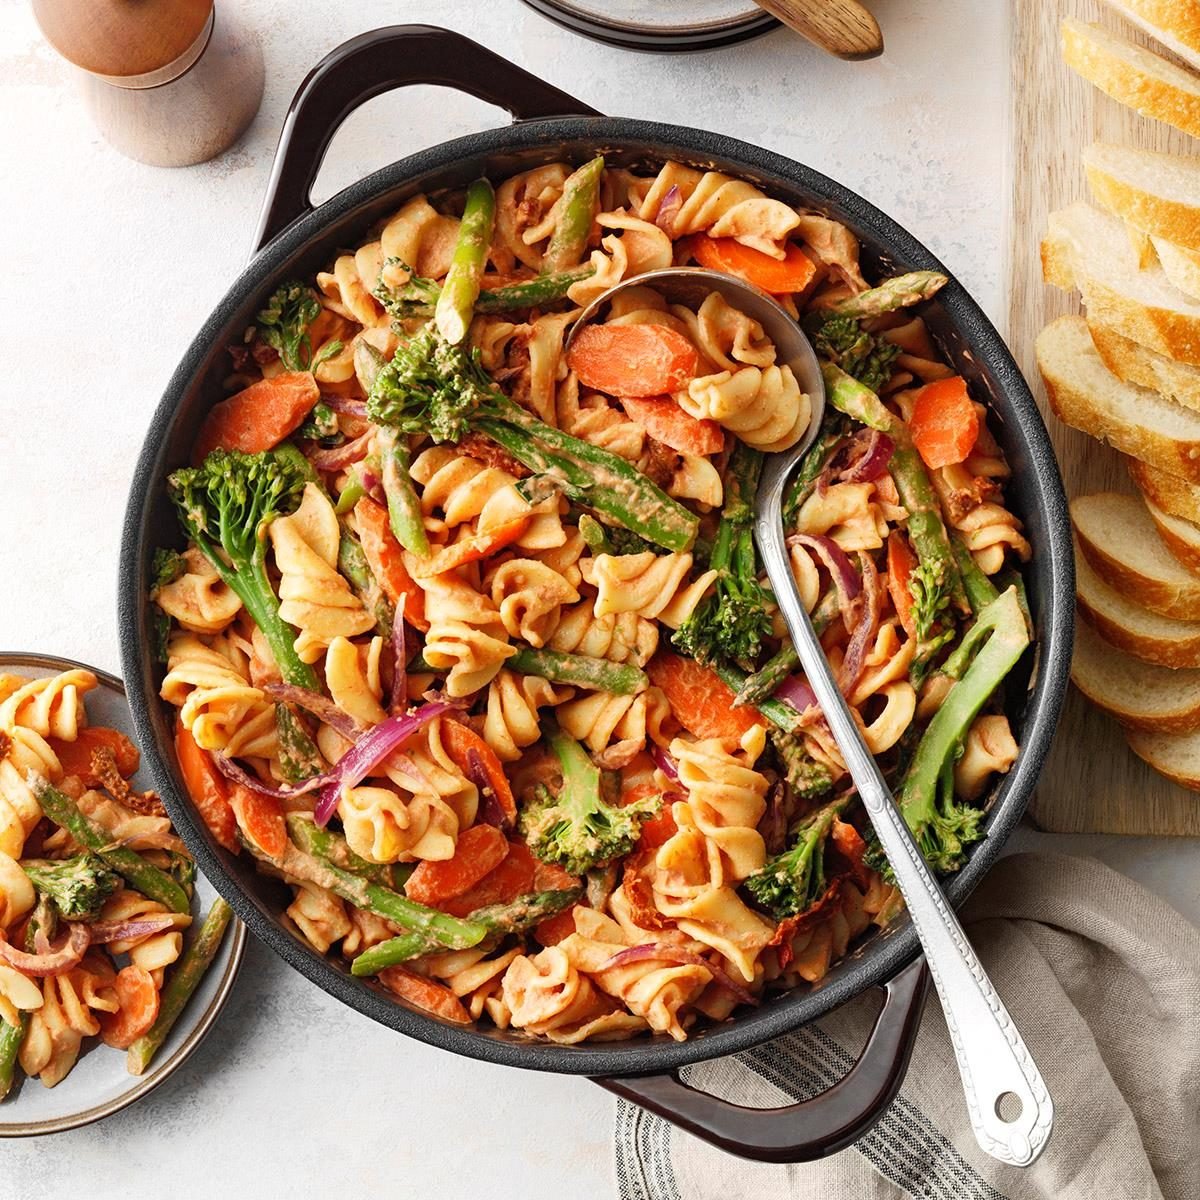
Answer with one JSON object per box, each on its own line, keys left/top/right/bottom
{"left": 595, "top": 956, "right": 928, "bottom": 1164}
{"left": 253, "top": 24, "right": 601, "bottom": 252}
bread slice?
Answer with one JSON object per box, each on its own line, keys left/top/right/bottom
{"left": 1084, "top": 142, "right": 1200, "bottom": 252}
{"left": 1073, "top": 618, "right": 1200, "bottom": 732}
{"left": 1076, "top": 542, "right": 1200, "bottom": 666}
{"left": 1125, "top": 726, "right": 1200, "bottom": 789}
{"left": 1062, "top": 19, "right": 1200, "bottom": 139}
{"left": 1042, "top": 204, "right": 1200, "bottom": 366}
{"left": 1143, "top": 494, "right": 1200, "bottom": 570}
{"left": 1127, "top": 454, "right": 1200, "bottom": 521}
{"left": 1072, "top": 491, "right": 1200, "bottom": 618}
{"left": 1152, "top": 236, "right": 1200, "bottom": 300}
{"left": 1100, "top": 0, "right": 1200, "bottom": 75}
{"left": 1089, "top": 319, "right": 1200, "bottom": 410}
{"left": 1037, "top": 316, "right": 1200, "bottom": 483}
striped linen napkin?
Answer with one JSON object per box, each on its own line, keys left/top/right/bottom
{"left": 614, "top": 852, "right": 1200, "bottom": 1200}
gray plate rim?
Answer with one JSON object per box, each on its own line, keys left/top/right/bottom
{"left": 0, "top": 650, "right": 246, "bottom": 1138}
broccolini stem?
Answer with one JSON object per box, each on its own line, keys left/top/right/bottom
{"left": 334, "top": 467, "right": 368, "bottom": 515}
{"left": 712, "top": 661, "right": 804, "bottom": 734}
{"left": 542, "top": 156, "right": 604, "bottom": 272}
{"left": 33, "top": 779, "right": 191, "bottom": 913}
{"left": 126, "top": 899, "right": 233, "bottom": 1076}
{"left": 0, "top": 1012, "right": 26, "bottom": 1099}
{"left": 476, "top": 266, "right": 595, "bottom": 310}
{"left": 338, "top": 522, "right": 394, "bottom": 638}
{"left": 436, "top": 178, "right": 496, "bottom": 345}
{"left": 468, "top": 888, "right": 580, "bottom": 935}
{"left": 286, "top": 814, "right": 407, "bottom": 891}
{"left": 507, "top": 646, "right": 647, "bottom": 695}
{"left": 830, "top": 270, "right": 948, "bottom": 319}
{"left": 733, "top": 591, "right": 840, "bottom": 707}
{"left": 822, "top": 363, "right": 896, "bottom": 431}
{"left": 378, "top": 430, "right": 430, "bottom": 557}
{"left": 952, "top": 534, "right": 1000, "bottom": 614}
{"left": 350, "top": 930, "right": 439, "bottom": 976}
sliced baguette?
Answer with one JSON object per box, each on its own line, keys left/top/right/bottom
{"left": 1144, "top": 495, "right": 1200, "bottom": 571}
{"left": 1084, "top": 142, "right": 1200, "bottom": 252}
{"left": 1042, "top": 203, "right": 1200, "bottom": 366}
{"left": 1062, "top": 19, "right": 1200, "bottom": 139}
{"left": 1072, "top": 618, "right": 1200, "bottom": 732}
{"left": 1089, "top": 319, "right": 1200, "bottom": 411}
{"left": 1072, "top": 491, "right": 1200, "bottom": 618}
{"left": 1125, "top": 726, "right": 1200, "bottom": 789}
{"left": 1152, "top": 236, "right": 1200, "bottom": 300}
{"left": 1076, "top": 543, "right": 1200, "bottom": 666}
{"left": 1037, "top": 316, "right": 1200, "bottom": 483}
{"left": 1127, "top": 454, "right": 1200, "bottom": 521}
{"left": 1100, "top": 0, "right": 1200, "bottom": 75}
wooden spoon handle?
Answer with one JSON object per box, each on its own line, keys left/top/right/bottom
{"left": 755, "top": 0, "right": 884, "bottom": 59}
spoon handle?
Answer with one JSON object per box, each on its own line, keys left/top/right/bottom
{"left": 754, "top": 514, "right": 1053, "bottom": 1166}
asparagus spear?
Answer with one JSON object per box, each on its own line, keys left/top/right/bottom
{"left": 952, "top": 533, "right": 1000, "bottom": 614}
{"left": 33, "top": 779, "right": 190, "bottom": 914}
{"left": 0, "top": 1013, "right": 26, "bottom": 1099}
{"left": 830, "top": 270, "right": 949, "bottom": 319}
{"left": 712, "top": 661, "right": 804, "bottom": 735}
{"left": 542, "top": 156, "right": 604, "bottom": 273}
{"left": 378, "top": 429, "right": 430, "bottom": 556}
{"left": 350, "top": 929, "right": 437, "bottom": 975}
{"left": 822, "top": 363, "right": 896, "bottom": 431}
{"left": 507, "top": 646, "right": 647, "bottom": 695}
{"left": 286, "top": 814, "right": 409, "bottom": 891}
{"left": 126, "top": 899, "right": 233, "bottom": 1076}
{"left": 436, "top": 178, "right": 496, "bottom": 345}
{"left": 477, "top": 266, "right": 595, "bottom": 310}
{"left": 338, "top": 521, "right": 394, "bottom": 638}
{"left": 256, "top": 839, "right": 487, "bottom": 951}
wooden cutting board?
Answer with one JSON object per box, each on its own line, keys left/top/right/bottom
{"left": 1010, "top": 0, "right": 1200, "bottom": 833}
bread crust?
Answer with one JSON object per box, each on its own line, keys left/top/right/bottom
{"left": 1128, "top": 455, "right": 1200, "bottom": 523}
{"left": 1084, "top": 148, "right": 1200, "bottom": 252}
{"left": 1090, "top": 320, "right": 1200, "bottom": 410}
{"left": 1125, "top": 726, "right": 1200, "bottom": 789}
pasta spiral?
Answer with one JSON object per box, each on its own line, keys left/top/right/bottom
{"left": 0, "top": 728, "right": 61, "bottom": 858}
{"left": 556, "top": 687, "right": 672, "bottom": 756}
{"left": 419, "top": 573, "right": 515, "bottom": 698}
{"left": 324, "top": 635, "right": 386, "bottom": 727}
{"left": 581, "top": 552, "right": 717, "bottom": 630}
{"left": 338, "top": 783, "right": 459, "bottom": 865}
{"left": 486, "top": 558, "right": 579, "bottom": 647}
{"left": 0, "top": 669, "right": 96, "bottom": 742}
{"left": 483, "top": 671, "right": 571, "bottom": 763}
{"left": 153, "top": 547, "right": 242, "bottom": 634}
{"left": 683, "top": 365, "right": 810, "bottom": 453}
{"left": 270, "top": 484, "right": 374, "bottom": 663}
{"left": 548, "top": 603, "right": 658, "bottom": 666}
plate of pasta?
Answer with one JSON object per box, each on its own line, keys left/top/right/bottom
{"left": 119, "top": 30, "right": 1072, "bottom": 1152}
{"left": 0, "top": 654, "right": 244, "bottom": 1137}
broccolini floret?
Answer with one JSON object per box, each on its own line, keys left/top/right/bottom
{"left": 22, "top": 854, "right": 122, "bottom": 922}
{"left": 805, "top": 311, "right": 901, "bottom": 394}
{"left": 519, "top": 727, "right": 660, "bottom": 876}
{"left": 770, "top": 730, "right": 835, "bottom": 801}
{"left": 151, "top": 548, "right": 186, "bottom": 590}
{"left": 255, "top": 281, "right": 342, "bottom": 372}
{"left": 367, "top": 326, "right": 698, "bottom": 552}
{"left": 745, "top": 796, "right": 848, "bottom": 919}
{"left": 672, "top": 443, "right": 773, "bottom": 670}
{"left": 167, "top": 448, "right": 318, "bottom": 691}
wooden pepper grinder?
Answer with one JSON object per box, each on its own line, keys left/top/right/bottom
{"left": 33, "top": 0, "right": 264, "bottom": 167}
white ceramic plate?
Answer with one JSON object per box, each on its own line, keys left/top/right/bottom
{"left": 0, "top": 652, "right": 245, "bottom": 1137}
{"left": 521, "top": 0, "right": 777, "bottom": 50}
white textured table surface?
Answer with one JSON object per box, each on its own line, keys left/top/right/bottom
{"left": 2, "top": 2, "right": 1196, "bottom": 1196}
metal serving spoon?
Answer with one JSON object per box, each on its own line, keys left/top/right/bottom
{"left": 569, "top": 268, "right": 1054, "bottom": 1167}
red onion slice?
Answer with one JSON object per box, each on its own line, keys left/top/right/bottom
{"left": 322, "top": 396, "right": 368, "bottom": 417}
{"left": 310, "top": 429, "right": 375, "bottom": 471}
{"left": 88, "top": 915, "right": 180, "bottom": 944}
{"left": 390, "top": 618, "right": 408, "bottom": 717}
{"left": 213, "top": 753, "right": 335, "bottom": 800}
{"left": 468, "top": 748, "right": 509, "bottom": 828}
{"left": 313, "top": 701, "right": 456, "bottom": 827}
{"left": 788, "top": 533, "right": 861, "bottom": 627}
{"left": 598, "top": 943, "right": 759, "bottom": 1007}
{"left": 655, "top": 185, "right": 682, "bottom": 236}
{"left": 774, "top": 675, "right": 818, "bottom": 717}
{"left": 839, "top": 551, "right": 881, "bottom": 691}
{"left": 839, "top": 430, "right": 894, "bottom": 483}
{"left": 0, "top": 923, "right": 90, "bottom": 977}
{"left": 262, "top": 683, "right": 363, "bottom": 741}
{"left": 649, "top": 743, "right": 679, "bottom": 783}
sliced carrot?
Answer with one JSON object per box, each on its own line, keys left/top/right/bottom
{"left": 645, "top": 652, "right": 764, "bottom": 741}
{"left": 617, "top": 396, "right": 724, "bottom": 456}
{"left": 226, "top": 782, "right": 287, "bottom": 860}
{"left": 567, "top": 324, "right": 699, "bottom": 398}
{"left": 174, "top": 721, "right": 237, "bottom": 853}
{"left": 353, "top": 497, "right": 428, "bottom": 631}
{"left": 192, "top": 371, "right": 320, "bottom": 464}
{"left": 405, "top": 824, "right": 509, "bottom": 905}
{"left": 886, "top": 530, "right": 919, "bottom": 640}
{"left": 440, "top": 721, "right": 517, "bottom": 825}
{"left": 690, "top": 233, "right": 817, "bottom": 295}
{"left": 909, "top": 376, "right": 979, "bottom": 470}
{"left": 534, "top": 905, "right": 580, "bottom": 947}
{"left": 49, "top": 726, "right": 140, "bottom": 783}
{"left": 99, "top": 966, "right": 160, "bottom": 1049}
{"left": 532, "top": 861, "right": 581, "bottom": 892}
{"left": 404, "top": 517, "right": 530, "bottom": 580}
{"left": 377, "top": 967, "right": 471, "bottom": 1024}
{"left": 617, "top": 779, "right": 676, "bottom": 851}
{"left": 830, "top": 816, "right": 871, "bottom": 889}
{"left": 440, "top": 842, "right": 537, "bottom": 917}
